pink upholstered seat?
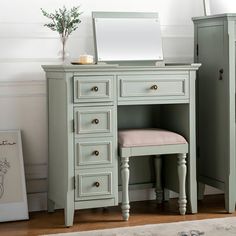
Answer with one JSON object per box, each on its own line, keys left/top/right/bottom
{"left": 118, "top": 129, "right": 187, "bottom": 148}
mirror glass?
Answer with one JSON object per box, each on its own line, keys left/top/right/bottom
{"left": 93, "top": 13, "right": 163, "bottom": 62}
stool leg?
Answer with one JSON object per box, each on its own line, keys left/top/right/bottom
{"left": 177, "top": 153, "right": 187, "bottom": 215}
{"left": 154, "top": 155, "right": 163, "bottom": 203}
{"left": 121, "top": 156, "right": 130, "bottom": 221}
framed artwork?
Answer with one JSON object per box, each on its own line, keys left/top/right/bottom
{"left": 0, "top": 130, "right": 28, "bottom": 222}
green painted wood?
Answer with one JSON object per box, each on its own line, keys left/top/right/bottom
{"left": 47, "top": 77, "right": 70, "bottom": 208}
{"left": 74, "top": 75, "right": 114, "bottom": 103}
{"left": 75, "top": 138, "right": 113, "bottom": 167}
{"left": 74, "top": 106, "right": 114, "bottom": 138}
{"left": 193, "top": 15, "right": 236, "bottom": 213}
{"left": 42, "top": 64, "right": 200, "bottom": 226}
{"left": 198, "top": 23, "right": 226, "bottom": 183}
{"left": 188, "top": 70, "right": 198, "bottom": 214}
{"left": 46, "top": 72, "right": 75, "bottom": 226}
{"left": 75, "top": 198, "right": 116, "bottom": 209}
{"left": 119, "top": 143, "right": 188, "bottom": 218}
{"left": 75, "top": 168, "right": 114, "bottom": 201}
{"left": 118, "top": 74, "right": 189, "bottom": 101}
{"left": 224, "top": 19, "right": 236, "bottom": 213}
{"left": 154, "top": 156, "right": 163, "bottom": 203}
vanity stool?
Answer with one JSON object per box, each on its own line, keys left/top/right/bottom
{"left": 118, "top": 129, "right": 188, "bottom": 221}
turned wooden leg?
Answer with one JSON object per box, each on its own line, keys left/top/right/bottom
{"left": 121, "top": 156, "right": 130, "bottom": 221}
{"left": 177, "top": 153, "right": 187, "bottom": 215}
{"left": 47, "top": 198, "right": 55, "bottom": 213}
{"left": 154, "top": 155, "right": 163, "bottom": 203}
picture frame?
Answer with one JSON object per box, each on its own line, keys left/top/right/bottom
{"left": 0, "top": 130, "right": 29, "bottom": 222}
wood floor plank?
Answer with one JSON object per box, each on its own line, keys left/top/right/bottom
{"left": 0, "top": 195, "right": 235, "bottom": 236}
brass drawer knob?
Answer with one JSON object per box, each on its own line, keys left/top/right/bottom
{"left": 94, "top": 150, "right": 99, "bottom": 156}
{"left": 92, "top": 86, "right": 99, "bottom": 92}
{"left": 92, "top": 119, "right": 99, "bottom": 124}
{"left": 94, "top": 182, "right": 100, "bottom": 187}
{"left": 150, "top": 85, "right": 158, "bottom": 90}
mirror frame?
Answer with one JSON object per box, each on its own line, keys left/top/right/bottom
{"left": 92, "top": 12, "right": 164, "bottom": 65}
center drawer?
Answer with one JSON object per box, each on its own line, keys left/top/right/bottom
{"left": 74, "top": 106, "right": 114, "bottom": 138}
{"left": 118, "top": 74, "right": 189, "bottom": 101}
{"left": 75, "top": 169, "right": 113, "bottom": 201}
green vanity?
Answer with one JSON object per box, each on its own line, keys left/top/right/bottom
{"left": 42, "top": 12, "right": 200, "bottom": 226}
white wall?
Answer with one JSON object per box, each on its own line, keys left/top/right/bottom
{"left": 210, "top": 0, "right": 236, "bottom": 14}
{"left": 0, "top": 0, "right": 209, "bottom": 211}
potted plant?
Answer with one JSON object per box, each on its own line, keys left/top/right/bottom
{"left": 41, "top": 6, "right": 82, "bottom": 62}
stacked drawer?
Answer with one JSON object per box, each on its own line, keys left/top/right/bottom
{"left": 73, "top": 75, "right": 117, "bottom": 205}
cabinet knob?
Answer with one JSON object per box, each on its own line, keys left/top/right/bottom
{"left": 92, "top": 86, "right": 99, "bottom": 92}
{"left": 94, "top": 150, "right": 99, "bottom": 156}
{"left": 150, "top": 84, "right": 158, "bottom": 90}
{"left": 92, "top": 119, "right": 99, "bottom": 124}
{"left": 94, "top": 182, "right": 100, "bottom": 187}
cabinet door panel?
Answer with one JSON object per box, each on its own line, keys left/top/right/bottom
{"left": 197, "top": 25, "right": 227, "bottom": 182}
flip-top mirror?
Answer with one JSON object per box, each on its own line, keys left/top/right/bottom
{"left": 92, "top": 12, "right": 163, "bottom": 65}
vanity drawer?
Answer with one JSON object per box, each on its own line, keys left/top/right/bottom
{"left": 74, "top": 75, "right": 114, "bottom": 103}
{"left": 75, "top": 138, "right": 113, "bottom": 167}
{"left": 75, "top": 169, "right": 113, "bottom": 201}
{"left": 118, "top": 74, "right": 189, "bottom": 101}
{"left": 74, "top": 106, "right": 113, "bottom": 137}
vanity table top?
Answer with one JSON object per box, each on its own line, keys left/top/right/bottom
{"left": 192, "top": 13, "right": 236, "bottom": 21}
{"left": 42, "top": 63, "right": 201, "bottom": 72}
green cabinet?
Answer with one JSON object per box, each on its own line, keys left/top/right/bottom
{"left": 193, "top": 14, "right": 236, "bottom": 212}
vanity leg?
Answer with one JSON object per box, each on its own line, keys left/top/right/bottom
{"left": 65, "top": 195, "right": 75, "bottom": 227}
{"left": 164, "top": 189, "right": 170, "bottom": 201}
{"left": 197, "top": 182, "right": 205, "bottom": 200}
{"left": 154, "top": 155, "right": 163, "bottom": 204}
{"left": 178, "top": 153, "right": 187, "bottom": 215}
{"left": 47, "top": 198, "right": 55, "bottom": 213}
{"left": 187, "top": 151, "right": 197, "bottom": 214}
{"left": 225, "top": 175, "right": 235, "bottom": 213}
{"left": 121, "top": 156, "right": 130, "bottom": 221}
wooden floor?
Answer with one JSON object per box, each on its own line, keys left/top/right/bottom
{"left": 0, "top": 194, "right": 236, "bottom": 236}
